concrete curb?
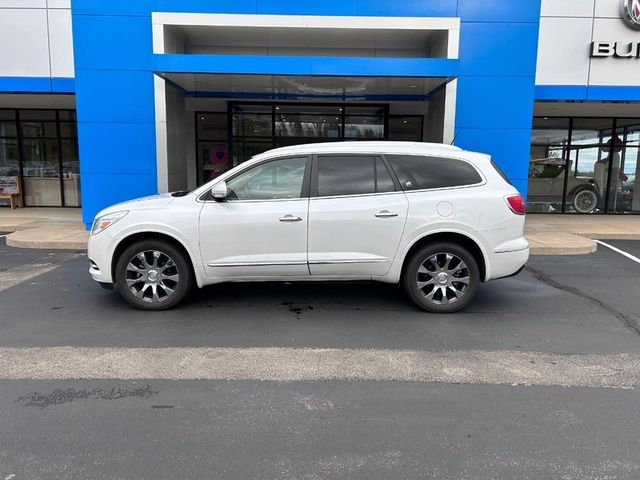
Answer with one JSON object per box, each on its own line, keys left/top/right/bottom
{"left": 5, "top": 226, "right": 88, "bottom": 250}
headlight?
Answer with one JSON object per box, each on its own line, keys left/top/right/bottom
{"left": 91, "top": 211, "right": 128, "bottom": 236}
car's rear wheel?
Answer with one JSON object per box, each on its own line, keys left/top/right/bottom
{"left": 571, "top": 187, "right": 598, "bottom": 214}
{"left": 403, "top": 242, "right": 480, "bottom": 313}
{"left": 114, "top": 239, "right": 192, "bottom": 310}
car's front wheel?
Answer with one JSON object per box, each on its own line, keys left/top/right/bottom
{"left": 114, "top": 239, "right": 193, "bottom": 310}
{"left": 403, "top": 242, "right": 480, "bottom": 313}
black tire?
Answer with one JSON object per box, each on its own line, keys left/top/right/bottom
{"left": 114, "top": 239, "right": 193, "bottom": 310}
{"left": 402, "top": 242, "right": 480, "bottom": 313}
{"left": 571, "top": 187, "right": 599, "bottom": 214}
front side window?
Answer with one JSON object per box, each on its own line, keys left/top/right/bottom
{"left": 316, "top": 155, "right": 396, "bottom": 197}
{"left": 226, "top": 156, "right": 307, "bottom": 200}
{"left": 386, "top": 154, "right": 482, "bottom": 190}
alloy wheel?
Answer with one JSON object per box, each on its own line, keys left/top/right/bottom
{"left": 125, "top": 250, "right": 180, "bottom": 303}
{"left": 416, "top": 252, "right": 470, "bottom": 305}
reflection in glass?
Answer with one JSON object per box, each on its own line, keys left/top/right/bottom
{"left": 388, "top": 116, "right": 422, "bottom": 141}
{"left": 61, "top": 140, "right": 81, "bottom": 207}
{"left": 0, "top": 139, "right": 19, "bottom": 176}
{"left": 527, "top": 145, "right": 569, "bottom": 213}
{"left": 22, "top": 139, "right": 62, "bottom": 206}
{"left": 232, "top": 113, "right": 271, "bottom": 137}
{"left": 344, "top": 116, "right": 384, "bottom": 139}
{"left": 614, "top": 121, "right": 640, "bottom": 213}
{"left": 196, "top": 113, "right": 229, "bottom": 184}
{"left": 198, "top": 142, "right": 231, "bottom": 183}
{"left": 226, "top": 156, "right": 306, "bottom": 200}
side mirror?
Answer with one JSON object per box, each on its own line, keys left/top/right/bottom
{"left": 211, "top": 181, "right": 228, "bottom": 200}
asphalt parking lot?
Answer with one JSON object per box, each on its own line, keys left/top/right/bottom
{"left": 1, "top": 234, "right": 640, "bottom": 479}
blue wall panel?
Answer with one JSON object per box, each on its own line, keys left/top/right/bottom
{"left": 71, "top": 0, "right": 154, "bottom": 16}
{"left": 73, "top": 15, "right": 153, "bottom": 71}
{"left": 76, "top": 123, "right": 157, "bottom": 175}
{"left": 257, "top": 0, "right": 357, "bottom": 15}
{"left": 74, "top": 70, "right": 155, "bottom": 124}
{"left": 458, "top": 0, "right": 541, "bottom": 23}
{"left": 455, "top": 76, "right": 536, "bottom": 129}
{"left": 454, "top": 127, "right": 531, "bottom": 194}
{"left": 72, "top": 0, "right": 542, "bottom": 226}
{"left": 155, "top": 0, "right": 258, "bottom": 14}
{"left": 458, "top": 22, "right": 539, "bottom": 77}
{"left": 356, "top": 0, "right": 457, "bottom": 17}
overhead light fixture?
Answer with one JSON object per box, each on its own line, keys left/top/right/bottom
{"left": 408, "top": 84, "right": 418, "bottom": 88}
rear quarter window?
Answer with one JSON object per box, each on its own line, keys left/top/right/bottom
{"left": 386, "top": 154, "right": 483, "bottom": 190}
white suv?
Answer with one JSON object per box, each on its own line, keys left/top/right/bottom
{"left": 88, "top": 141, "right": 529, "bottom": 313}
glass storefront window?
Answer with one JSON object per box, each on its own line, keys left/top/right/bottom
{"left": 614, "top": 120, "right": 640, "bottom": 214}
{"left": 388, "top": 116, "right": 423, "bottom": 141}
{"left": 196, "top": 113, "right": 230, "bottom": 184}
{"left": 0, "top": 109, "right": 79, "bottom": 208}
{"left": 344, "top": 106, "right": 385, "bottom": 140}
{"left": 198, "top": 103, "right": 422, "bottom": 185}
{"left": 21, "top": 138, "right": 62, "bottom": 206}
{"left": 527, "top": 118, "right": 571, "bottom": 213}
{"left": 527, "top": 116, "right": 640, "bottom": 214}
{"left": 275, "top": 104, "right": 342, "bottom": 139}
{"left": 0, "top": 138, "right": 20, "bottom": 176}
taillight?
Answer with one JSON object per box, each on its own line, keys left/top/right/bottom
{"left": 505, "top": 194, "right": 526, "bottom": 215}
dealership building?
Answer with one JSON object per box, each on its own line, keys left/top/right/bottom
{"left": 1, "top": 0, "right": 639, "bottom": 227}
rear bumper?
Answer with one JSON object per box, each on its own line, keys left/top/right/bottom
{"left": 487, "top": 240, "right": 529, "bottom": 281}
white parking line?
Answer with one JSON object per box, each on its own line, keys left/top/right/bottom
{"left": 0, "top": 253, "right": 82, "bottom": 293}
{"left": 595, "top": 240, "right": 640, "bottom": 265}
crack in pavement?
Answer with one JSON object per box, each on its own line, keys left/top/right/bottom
{"left": 15, "top": 385, "right": 158, "bottom": 408}
{"left": 525, "top": 265, "right": 640, "bottom": 337}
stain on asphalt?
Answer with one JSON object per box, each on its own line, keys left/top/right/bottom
{"left": 282, "top": 302, "right": 315, "bottom": 319}
{"left": 525, "top": 265, "right": 640, "bottom": 337}
{"left": 15, "top": 385, "right": 158, "bottom": 408}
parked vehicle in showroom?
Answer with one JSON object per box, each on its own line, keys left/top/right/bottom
{"left": 527, "top": 157, "right": 601, "bottom": 213}
{"left": 88, "top": 141, "right": 529, "bottom": 313}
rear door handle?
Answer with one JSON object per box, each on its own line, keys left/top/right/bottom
{"left": 279, "top": 214, "right": 302, "bottom": 222}
{"left": 375, "top": 210, "right": 399, "bottom": 218}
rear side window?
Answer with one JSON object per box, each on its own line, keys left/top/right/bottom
{"left": 316, "top": 155, "right": 396, "bottom": 197}
{"left": 386, "top": 154, "right": 482, "bottom": 190}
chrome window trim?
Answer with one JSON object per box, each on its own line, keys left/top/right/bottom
{"left": 308, "top": 190, "right": 406, "bottom": 201}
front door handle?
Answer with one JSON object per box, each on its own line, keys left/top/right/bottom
{"left": 375, "top": 210, "right": 399, "bottom": 218}
{"left": 279, "top": 214, "right": 302, "bottom": 222}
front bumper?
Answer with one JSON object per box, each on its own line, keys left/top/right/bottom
{"left": 87, "top": 230, "right": 116, "bottom": 284}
